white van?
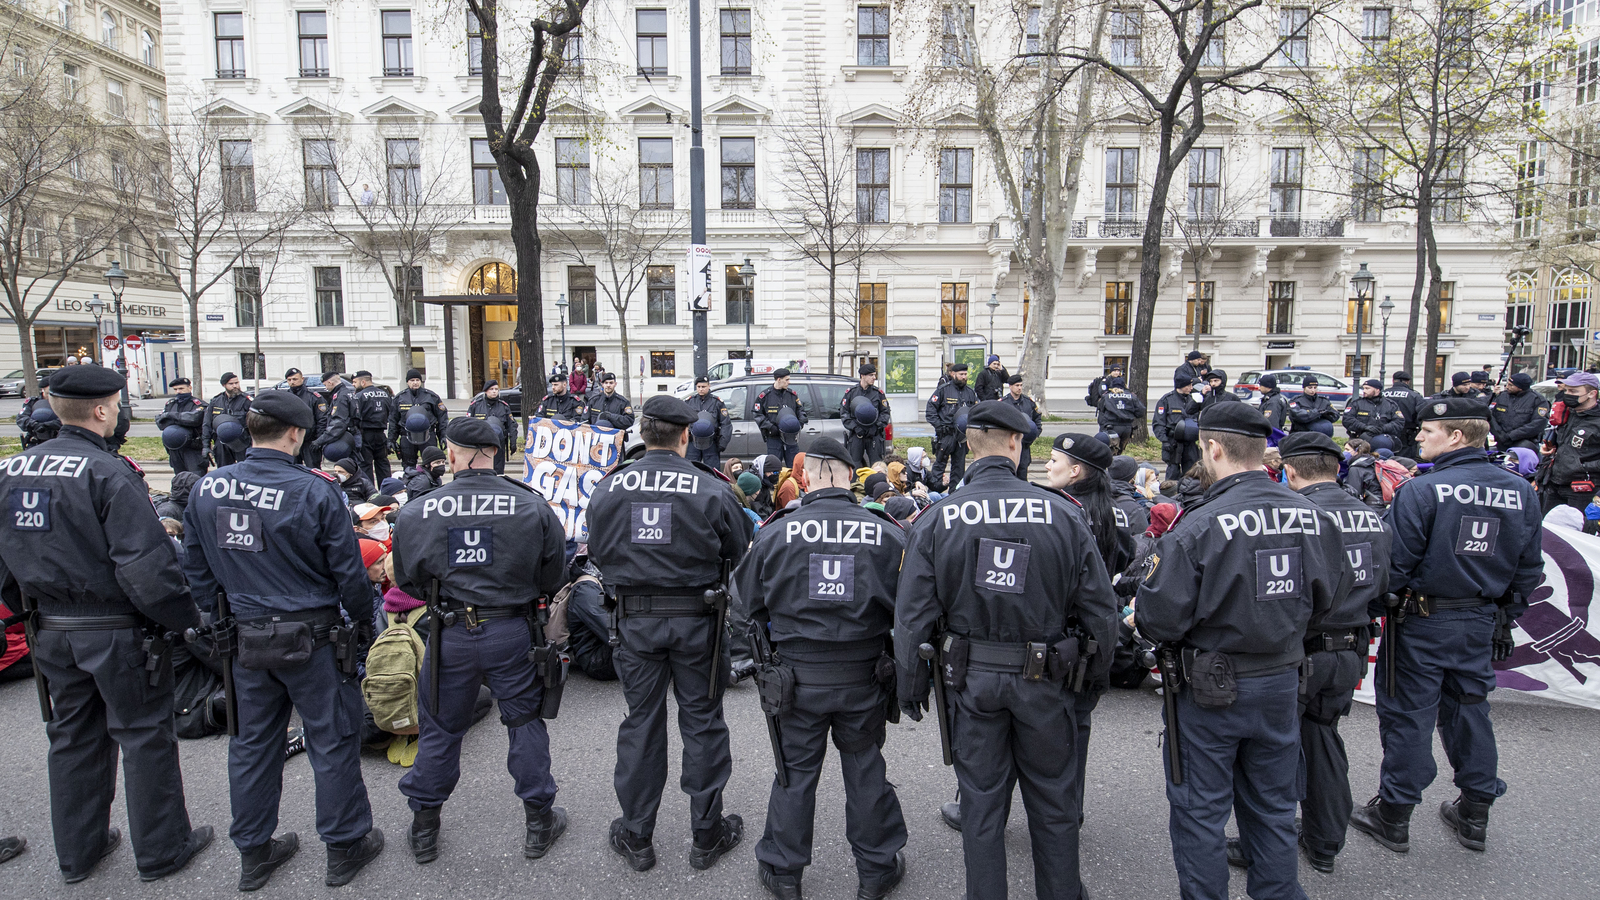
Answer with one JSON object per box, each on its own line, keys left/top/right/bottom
{"left": 671, "top": 358, "right": 805, "bottom": 396}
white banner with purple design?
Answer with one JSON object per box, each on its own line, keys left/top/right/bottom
{"left": 522, "top": 417, "right": 625, "bottom": 542}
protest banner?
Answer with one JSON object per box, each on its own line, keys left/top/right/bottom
{"left": 523, "top": 417, "right": 625, "bottom": 541}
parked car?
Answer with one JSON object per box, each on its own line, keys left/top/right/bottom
{"left": 671, "top": 358, "right": 804, "bottom": 397}
{"left": 709, "top": 373, "right": 864, "bottom": 458}
{"left": 0, "top": 369, "right": 25, "bottom": 398}
{"left": 1233, "top": 368, "right": 1353, "bottom": 410}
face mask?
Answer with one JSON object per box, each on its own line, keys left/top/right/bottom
{"left": 429, "top": 464, "right": 446, "bottom": 478}
{"left": 367, "top": 521, "right": 390, "bottom": 542}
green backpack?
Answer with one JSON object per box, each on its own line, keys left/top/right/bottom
{"left": 362, "top": 610, "right": 425, "bottom": 735}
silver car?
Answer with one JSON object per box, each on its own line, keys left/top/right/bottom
{"left": 707, "top": 374, "right": 858, "bottom": 458}
{"left": 0, "top": 370, "right": 24, "bottom": 398}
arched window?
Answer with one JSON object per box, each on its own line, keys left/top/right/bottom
{"left": 102, "top": 12, "right": 118, "bottom": 49}
{"left": 142, "top": 30, "right": 157, "bottom": 66}
{"left": 467, "top": 262, "right": 516, "bottom": 294}
{"left": 1550, "top": 267, "right": 1593, "bottom": 369}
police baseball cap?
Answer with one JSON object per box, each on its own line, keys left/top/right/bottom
{"left": 950, "top": 362, "right": 969, "bottom": 373}
{"left": 1198, "top": 402, "right": 1273, "bottom": 438}
{"left": 965, "top": 399, "right": 1031, "bottom": 434}
{"left": 406, "top": 368, "right": 423, "bottom": 381}
{"left": 220, "top": 371, "right": 239, "bottom": 385}
{"left": 773, "top": 367, "right": 792, "bottom": 379}
{"left": 1006, "top": 374, "right": 1024, "bottom": 385}
{"left": 169, "top": 377, "right": 191, "bottom": 388}
{"left": 1302, "top": 375, "right": 1320, "bottom": 387}
{"left": 46, "top": 365, "right": 125, "bottom": 399}
{"left": 445, "top": 416, "right": 501, "bottom": 449}
{"left": 355, "top": 370, "right": 372, "bottom": 378}
{"left": 1419, "top": 397, "right": 1489, "bottom": 422}
{"left": 1053, "top": 432, "right": 1112, "bottom": 471}
{"left": 1511, "top": 372, "right": 1534, "bottom": 389}
{"left": 859, "top": 362, "right": 877, "bottom": 376}
{"left": 284, "top": 368, "right": 302, "bottom": 379}
{"left": 420, "top": 446, "right": 447, "bottom": 465}
{"left": 1259, "top": 374, "right": 1278, "bottom": 389}
{"left": 639, "top": 394, "right": 695, "bottom": 426}
{"left": 249, "top": 390, "right": 314, "bottom": 430}
{"left": 600, "top": 372, "right": 617, "bottom": 383}
{"left": 1452, "top": 371, "right": 1472, "bottom": 386}
{"left": 1278, "top": 431, "right": 1342, "bottom": 460}
{"left": 805, "top": 436, "right": 851, "bottom": 463}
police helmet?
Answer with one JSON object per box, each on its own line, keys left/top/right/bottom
{"left": 485, "top": 418, "right": 505, "bottom": 439}
{"left": 405, "top": 412, "right": 431, "bottom": 444}
{"left": 324, "top": 440, "right": 353, "bottom": 463}
{"left": 30, "top": 406, "right": 58, "bottom": 425}
{"left": 161, "top": 425, "right": 191, "bottom": 450}
{"left": 852, "top": 398, "right": 879, "bottom": 427}
{"left": 215, "top": 418, "right": 248, "bottom": 451}
{"left": 690, "top": 412, "right": 716, "bottom": 448}
{"left": 1024, "top": 421, "right": 1042, "bottom": 444}
{"left": 1180, "top": 418, "right": 1200, "bottom": 443}
{"left": 1094, "top": 431, "right": 1112, "bottom": 445}
{"left": 1369, "top": 434, "right": 1395, "bottom": 452}
{"left": 778, "top": 412, "right": 802, "bottom": 445}
{"left": 954, "top": 409, "right": 971, "bottom": 433}
{"left": 1310, "top": 419, "right": 1336, "bottom": 437}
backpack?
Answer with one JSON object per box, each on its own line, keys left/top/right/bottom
{"left": 362, "top": 610, "right": 426, "bottom": 734}
{"left": 1374, "top": 458, "right": 1412, "bottom": 504}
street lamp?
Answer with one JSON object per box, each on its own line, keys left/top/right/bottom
{"left": 86, "top": 293, "right": 106, "bottom": 361}
{"left": 986, "top": 291, "right": 1000, "bottom": 359}
{"left": 739, "top": 258, "right": 756, "bottom": 374}
{"left": 554, "top": 292, "right": 568, "bottom": 380}
{"left": 103, "top": 261, "right": 132, "bottom": 429}
{"left": 1350, "top": 263, "right": 1375, "bottom": 381}
{"left": 1378, "top": 294, "right": 1395, "bottom": 382}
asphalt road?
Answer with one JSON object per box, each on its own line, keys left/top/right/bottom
{"left": 0, "top": 673, "right": 1595, "bottom": 899}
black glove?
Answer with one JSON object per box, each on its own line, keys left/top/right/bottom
{"left": 1492, "top": 607, "right": 1516, "bottom": 662}
{"left": 898, "top": 699, "right": 924, "bottom": 722}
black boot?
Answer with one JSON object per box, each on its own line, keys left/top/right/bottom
{"left": 1225, "top": 838, "right": 1250, "bottom": 868}
{"left": 139, "top": 825, "right": 215, "bottom": 883}
{"left": 689, "top": 815, "right": 743, "bottom": 871}
{"left": 1350, "top": 796, "right": 1412, "bottom": 853}
{"left": 940, "top": 790, "right": 962, "bottom": 832}
{"left": 409, "top": 807, "right": 441, "bottom": 864}
{"left": 856, "top": 850, "right": 905, "bottom": 900}
{"left": 524, "top": 802, "right": 568, "bottom": 859}
{"left": 1439, "top": 794, "right": 1491, "bottom": 851}
{"left": 608, "top": 818, "right": 655, "bottom": 872}
{"left": 238, "top": 833, "right": 299, "bottom": 892}
{"left": 325, "top": 828, "right": 384, "bottom": 887}
{"left": 759, "top": 861, "right": 803, "bottom": 900}
{"left": 1299, "top": 834, "right": 1336, "bottom": 873}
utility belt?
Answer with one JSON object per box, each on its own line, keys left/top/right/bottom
{"left": 35, "top": 614, "right": 143, "bottom": 631}
{"left": 774, "top": 637, "right": 887, "bottom": 689}
{"left": 1404, "top": 594, "right": 1493, "bottom": 616}
{"left": 31, "top": 612, "right": 171, "bottom": 689}
{"left": 1303, "top": 628, "right": 1369, "bottom": 655}
{"left": 235, "top": 607, "right": 351, "bottom": 673}
{"left": 616, "top": 587, "right": 718, "bottom": 618}
{"left": 937, "top": 630, "right": 1097, "bottom": 692}
{"left": 435, "top": 601, "right": 530, "bottom": 628}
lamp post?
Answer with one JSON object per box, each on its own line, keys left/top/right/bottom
{"left": 103, "top": 261, "right": 132, "bottom": 427}
{"left": 1378, "top": 294, "right": 1395, "bottom": 382}
{"left": 1350, "top": 263, "right": 1375, "bottom": 381}
{"left": 739, "top": 258, "right": 756, "bottom": 374}
{"left": 86, "top": 293, "right": 105, "bottom": 363}
{"left": 986, "top": 291, "right": 999, "bottom": 359}
{"left": 688, "top": 0, "right": 708, "bottom": 378}
{"left": 554, "top": 292, "right": 568, "bottom": 379}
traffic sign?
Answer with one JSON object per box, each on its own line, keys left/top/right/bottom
{"left": 101, "top": 335, "right": 118, "bottom": 351}
{"left": 123, "top": 333, "right": 142, "bottom": 350}
{"left": 1592, "top": 329, "right": 1600, "bottom": 342}
{"left": 688, "top": 244, "right": 713, "bottom": 312}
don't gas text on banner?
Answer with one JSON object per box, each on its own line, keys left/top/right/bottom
{"left": 523, "top": 417, "right": 625, "bottom": 541}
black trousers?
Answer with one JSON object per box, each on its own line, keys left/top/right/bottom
{"left": 212, "top": 444, "right": 246, "bottom": 468}
{"left": 932, "top": 431, "right": 967, "bottom": 490}
{"left": 687, "top": 444, "right": 722, "bottom": 473}
{"left": 398, "top": 437, "right": 432, "bottom": 470}
{"left": 166, "top": 447, "right": 208, "bottom": 475}
{"left": 32, "top": 627, "right": 196, "bottom": 876}
{"left": 1543, "top": 483, "right": 1596, "bottom": 525}
{"left": 1163, "top": 441, "right": 1200, "bottom": 482}
{"left": 360, "top": 428, "right": 391, "bottom": 484}
{"left": 1015, "top": 448, "right": 1033, "bottom": 480}
{"left": 846, "top": 431, "right": 886, "bottom": 468}
{"left": 1299, "top": 649, "right": 1364, "bottom": 857}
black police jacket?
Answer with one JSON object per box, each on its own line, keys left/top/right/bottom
{"left": 1341, "top": 396, "right": 1405, "bottom": 441}
{"left": 390, "top": 387, "right": 446, "bottom": 445}
{"left": 754, "top": 386, "right": 807, "bottom": 437}
{"left": 534, "top": 391, "right": 582, "bottom": 421}
{"left": 894, "top": 455, "right": 1119, "bottom": 697}
{"left": 1551, "top": 404, "right": 1600, "bottom": 485}
{"left": 685, "top": 392, "right": 733, "bottom": 450}
{"left": 582, "top": 392, "right": 636, "bottom": 431}
{"left": 1287, "top": 394, "right": 1337, "bottom": 431}
{"left": 202, "top": 389, "right": 253, "bottom": 455}
{"left": 1136, "top": 470, "right": 1352, "bottom": 677}
{"left": 925, "top": 381, "right": 978, "bottom": 431}
{"left": 157, "top": 395, "right": 207, "bottom": 441}
{"left": 354, "top": 384, "right": 394, "bottom": 430}
{"left": 313, "top": 382, "right": 359, "bottom": 450}
{"left": 16, "top": 396, "right": 58, "bottom": 447}
{"left": 1259, "top": 390, "right": 1290, "bottom": 431}
{"left": 1174, "top": 361, "right": 1210, "bottom": 385}
{"left": 734, "top": 487, "right": 904, "bottom": 644}
{"left": 0, "top": 425, "right": 201, "bottom": 633}
{"left": 392, "top": 469, "right": 565, "bottom": 608}
{"left": 1151, "top": 390, "right": 1197, "bottom": 446}
{"left": 1112, "top": 482, "right": 1151, "bottom": 534}
{"left": 1489, "top": 389, "right": 1549, "bottom": 447}
{"left": 1382, "top": 384, "right": 1424, "bottom": 432}
{"left": 1097, "top": 389, "right": 1146, "bottom": 430}
{"left": 287, "top": 382, "right": 326, "bottom": 439}
{"left": 1298, "top": 480, "right": 1391, "bottom": 630}
{"left": 181, "top": 447, "right": 373, "bottom": 623}
{"left": 1430, "top": 388, "right": 1490, "bottom": 407}
{"left": 586, "top": 449, "right": 752, "bottom": 592}
{"left": 467, "top": 397, "right": 516, "bottom": 450}
{"left": 1001, "top": 392, "right": 1043, "bottom": 436}
{"left": 973, "top": 365, "right": 1008, "bottom": 401}
{"left": 841, "top": 384, "right": 890, "bottom": 437}
{"left": 1384, "top": 448, "right": 1543, "bottom": 612}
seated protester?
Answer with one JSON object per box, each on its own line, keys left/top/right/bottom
{"left": 558, "top": 553, "right": 619, "bottom": 682}
{"left": 352, "top": 503, "right": 394, "bottom": 549}
{"left": 0, "top": 599, "right": 33, "bottom": 683}
{"left": 379, "top": 478, "right": 409, "bottom": 506}
{"left": 404, "top": 446, "right": 448, "bottom": 499}
{"left": 332, "top": 457, "right": 374, "bottom": 507}
{"left": 1503, "top": 446, "right": 1539, "bottom": 480}
{"left": 161, "top": 517, "right": 186, "bottom": 562}
{"left": 861, "top": 472, "right": 889, "bottom": 505}
{"left": 866, "top": 480, "right": 899, "bottom": 511}
{"left": 1394, "top": 456, "right": 1419, "bottom": 477}
{"left": 774, "top": 452, "right": 806, "bottom": 508}
{"left": 1107, "top": 455, "right": 1152, "bottom": 535}
{"left": 722, "top": 457, "right": 745, "bottom": 480}
{"left": 1172, "top": 463, "right": 1205, "bottom": 507}
{"left": 903, "top": 446, "right": 935, "bottom": 491}
{"left": 749, "top": 454, "right": 783, "bottom": 516}
{"left": 156, "top": 470, "right": 201, "bottom": 521}
{"left": 882, "top": 495, "right": 918, "bottom": 524}
{"left": 1341, "top": 438, "right": 1385, "bottom": 509}
{"left": 1133, "top": 465, "right": 1165, "bottom": 502}
{"left": 1262, "top": 447, "right": 1284, "bottom": 482}
{"left": 734, "top": 473, "right": 767, "bottom": 529}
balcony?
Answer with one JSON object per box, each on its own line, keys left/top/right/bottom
{"left": 1269, "top": 216, "right": 1345, "bottom": 238}
{"left": 1179, "top": 216, "right": 1260, "bottom": 237}
{"left": 1099, "top": 217, "right": 1174, "bottom": 239}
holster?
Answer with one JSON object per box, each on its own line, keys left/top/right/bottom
{"left": 332, "top": 624, "right": 358, "bottom": 677}
{"left": 530, "top": 642, "right": 569, "bottom": 719}
{"left": 756, "top": 663, "right": 796, "bottom": 716}
{"left": 1045, "top": 635, "right": 1081, "bottom": 686}
{"left": 876, "top": 651, "right": 900, "bottom": 724}
{"left": 140, "top": 630, "right": 171, "bottom": 688}
{"left": 939, "top": 633, "right": 969, "bottom": 690}
{"left": 1183, "top": 648, "right": 1238, "bottom": 710}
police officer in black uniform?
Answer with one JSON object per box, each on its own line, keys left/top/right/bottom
{"left": 1257, "top": 374, "right": 1290, "bottom": 432}
{"left": 1342, "top": 379, "right": 1407, "bottom": 447}
{"left": 842, "top": 363, "right": 891, "bottom": 467}
{"left": 755, "top": 368, "right": 808, "bottom": 467}
{"left": 203, "top": 372, "right": 254, "bottom": 467}
{"left": 534, "top": 372, "right": 582, "bottom": 420}
{"left": 157, "top": 377, "right": 209, "bottom": 474}
{"left": 313, "top": 371, "right": 361, "bottom": 465}
{"left": 685, "top": 375, "right": 733, "bottom": 472}
{"left": 352, "top": 371, "right": 395, "bottom": 484}
{"left": 582, "top": 372, "right": 637, "bottom": 438}
{"left": 586, "top": 395, "right": 753, "bottom": 873}
{"left": 735, "top": 437, "right": 908, "bottom": 900}
{"left": 1174, "top": 350, "right": 1211, "bottom": 385}
{"left": 1383, "top": 371, "right": 1425, "bottom": 455}
{"left": 1541, "top": 371, "right": 1600, "bottom": 513}
{"left": 1287, "top": 375, "right": 1338, "bottom": 434}
{"left": 1489, "top": 372, "right": 1549, "bottom": 452}
{"left": 1001, "top": 375, "right": 1044, "bottom": 479}
{"left": 1350, "top": 397, "right": 1543, "bottom": 856}
{"left": 895, "top": 400, "right": 1117, "bottom": 900}
{"left": 391, "top": 369, "right": 447, "bottom": 470}
{"left": 467, "top": 381, "right": 517, "bottom": 474}
{"left": 0, "top": 365, "right": 214, "bottom": 884}
{"left": 282, "top": 369, "right": 324, "bottom": 467}
{"left": 1432, "top": 371, "right": 1485, "bottom": 403}
{"left": 181, "top": 390, "right": 384, "bottom": 890}
{"left": 1096, "top": 376, "right": 1146, "bottom": 452}
{"left": 16, "top": 387, "right": 60, "bottom": 449}
{"left": 1152, "top": 375, "right": 1200, "bottom": 481}
{"left": 1135, "top": 402, "right": 1351, "bottom": 900}
{"left": 393, "top": 417, "right": 569, "bottom": 864}
{"left": 926, "top": 362, "right": 979, "bottom": 490}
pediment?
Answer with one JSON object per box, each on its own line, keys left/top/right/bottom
{"left": 839, "top": 103, "right": 901, "bottom": 128}
{"left": 547, "top": 96, "right": 605, "bottom": 124}
{"left": 277, "top": 97, "right": 352, "bottom": 123}
{"left": 197, "top": 98, "right": 267, "bottom": 125}
{"left": 933, "top": 104, "right": 979, "bottom": 128}
{"left": 705, "top": 94, "right": 769, "bottom": 122}
{"left": 619, "top": 97, "right": 687, "bottom": 122}
{"left": 362, "top": 97, "right": 434, "bottom": 122}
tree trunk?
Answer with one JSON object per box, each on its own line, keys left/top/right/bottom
{"left": 510, "top": 190, "right": 546, "bottom": 432}
{"left": 188, "top": 262, "right": 204, "bottom": 385}
{"left": 401, "top": 282, "right": 413, "bottom": 374}
{"left": 13, "top": 316, "right": 40, "bottom": 397}
{"left": 1402, "top": 214, "right": 1427, "bottom": 389}
{"left": 1128, "top": 122, "right": 1183, "bottom": 444}
{"left": 253, "top": 314, "right": 264, "bottom": 393}
{"left": 1423, "top": 223, "right": 1444, "bottom": 394}
{"left": 826, "top": 258, "right": 837, "bottom": 374}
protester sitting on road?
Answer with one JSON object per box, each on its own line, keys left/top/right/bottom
{"left": 722, "top": 457, "right": 744, "bottom": 480}
{"left": 352, "top": 502, "right": 394, "bottom": 549}
{"left": 155, "top": 471, "right": 200, "bottom": 521}
{"left": 331, "top": 457, "right": 374, "bottom": 507}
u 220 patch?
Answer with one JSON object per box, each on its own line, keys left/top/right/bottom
{"left": 976, "top": 538, "right": 1030, "bottom": 594}
{"left": 808, "top": 554, "right": 855, "bottom": 602}
{"left": 1255, "top": 547, "right": 1301, "bottom": 601}
{"left": 1455, "top": 516, "right": 1499, "bottom": 557}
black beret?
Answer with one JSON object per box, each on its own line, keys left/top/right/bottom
{"left": 169, "top": 377, "right": 191, "bottom": 387}
{"left": 549, "top": 373, "right": 567, "bottom": 383}
{"left": 1108, "top": 455, "right": 1140, "bottom": 482}
{"left": 1302, "top": 375, "right": 1319, "bottom": 387}
{"left": 859, "top": 363, "right": 877, "bottom": 376}
{"left": 1393, "top": 371, "right": 1411, "bottom": 382}
{"left": 1451, "top": 371, "right": 1471, "bottom": 386}
{"left": 600, "top": 372, "right": 616, "bottom": 382}
{"left": 773, "top": 367, "right": 792, "bottom": 378}
{"left": 1278, "top": 432, "right": 1342, "bottom": 460}
{"left": 483, "top": 380, "right": 499, "bottom": 391}
{"left": 1006, "top": 374, "right": 1024, "bottom": 385}
{"left": 321, "top": 371, "right": 342, "bottom": 383}
{"left": 284, "top": 368, "right": 302, "bottom": 378}
{"left": 950, "top": 362, "right": 969, "bottom": 373}
{"left": 249, "top": 390, "right": 314, "bottom": 429}
{"left": 1511, "top": 372, "right": 1534, "bottom": 389}
{"left": 445, "top": 416, "right": 501, "bottom": 449}
{"left": 1198, "top": 402, "right": 1273, "bottom": 438}
{"left": 1418, "top": 397, "right": 1489, "bottom": 422}
{"left": 47, "top": 365, "right": 125, "bottom": 399}
{"left": 354, "top": 370, "right": 372, "bottom": 378}
{"left": 694, "top": 375, "right": 709, "bottom": 385}
{"left": 220, "top": 372, "right": 239, "bottom": 385}
{"left": 1052, "top": 432, "right": 1112, "bottom": 471}
{"left": 965, "top": 399, "right": 1031, "bottom": 434}
{"left": 805, "top": 436, "right": 851, "bottom": 463}
{"left": 420, "top": 446, "right": 447, "bottom": 464}
{"left": 406, "top": 368, "right": 423, "bottom": 380}
{"left": 639, "top": 394, "right": 694, "bottom": 425}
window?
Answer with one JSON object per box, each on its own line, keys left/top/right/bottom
{"left": 639, "top": 137, "right": 674, "bottom": 208}
{"left": 24, "top": 226, "right": 45, "bottom": 257}
{"left": 1361, "top": 7, "right": 1390, "bottom": 57}
{"left": 240, "top": 352, "right": 266, "bottom": 381}
{"left": 1347, "top": 295, "right": 1374, "bottom": 334}
{"left": 394, "top": 265, "right": 425, "bottom": 326}
{"left": 1515, "top": 142, "right": 1544, "bottom": 240}
{"left": 467, "top": 11, "right": 483, "bottom": 75}
{"left": 1508, "top": 272, "right": 1535, "bottom": 332}
{"left": 1352, "top": 148, "right": 1384, "bottom": 222}
{"left": 1434, "top": 154, "right": 1465, "bottom": 223}
{"left": 321, "top": 352, "right": 346, "bottom": 375}
{"left": 856, "top": 148, "right": 890, "bottom": 224}
{"left": 1105, "top": 148, "right": 1139, "bottom": 220}
{"left": 939, "top": 148, "right": 973, "bottom": 223}
{"left": 386, "top": 139, "right": 420, "bottom": 204}
{"left": 1186, "top": 281, "right": 1214, "bottom": 335}
{"left": 1581, "top": 40, "right": 1600, "bottom": 106}
{"left": 1110, "top": 7, "right": 1142, "bottom": 65}
{"left": 102, "top": 11, "right": 118, "bottom": 49}
{"left": 650, "top": 351, "right": 676, "bottom": 377}
{"left": 721, "top": 137, "right": 755, "bottom": 209}
{"left": 57, "top": 0, "right": 71, "bottom": 28}
{"left": 1543, "top": 0, "right": 1600, "bottom": 28}
{"left": 1572, "top": 131, "right": 1599, "bottom": 235}
{"left": 68, "top": 153, "right": 84, "bottom": 180}
{"left": 859, "top": 283, "right": 887, "bottom": 335}
{"left": 857, "top": 6, "right": 890, "bottom": 65}
{"left": 941, "top": 4, "right": 975, "bottom": 66}
{"left": 714, "top": 385, "right": 748, "bottom": 419}
{"left": 568, "top": 266, "right": 597, "bottom": 325}
{"left": 1437, "top": 282, "right": 1455, "bottom": 333}
{"left": 1276, "top": 7, "right": 1309, "bottom": 66}
{"left": 215, "top": 12, "right": 245, "bottom": 78}
{"left": 303, "top": 139, "right": 338, "bottom": 208}
{"left": 62, "top": 63, "right": 79, "bottom": 99}
{"left": 1267, "top": 281, "right": 1295, "bottom": 333}
{"left": 1550, "top": 269, "right": 1591, "bottom": 369}
{"left": 1270, "top": 147, "right": 1303, "bottom": 217}
{"left": 382, "top": 10, "right": 413, "bottom": 76}
{"left": 720, "top": 9, "right": 751, "bottom": 76}
{"left": 222, "top": 140, "right": 256, "bottom": 211}
{"left": 637, "top": 9, "right": 668, "bottom": 77}
{"left": 1104, "top": 282, "right": 1132, "bottom": 335}
{"left": 1187, "top": 148, "right": 1222, "bottom": 219}
{"left": 1019, "top": 148, "right": 1037, "bottom": 221}
{"left": 562, "top": 27, "right": 583, "bottom": 70}
{"left": 1198, "top": 19, "right": 1224, "bottom": 66}
{"left": 555, "top": 138, "right": 590, "bottom": 204}
{"left": 142, "top": 30, "right": 157, "bottom": 67}
{"left": 106, "top": 79, "right": 125, "bottom": 119}
{"left": 234, "top": 266, "right": 261, "bottom": 327}
{"left": 1441, "top": 5, "right": 1472, "bottom": 68}
{"left": 109, "top": 152, "right": 129, "bottom": 191}
{"left": 468, "top": 261, "right": 515, "bottom": 293}
{"left": 314, "top": 266, "right": 344, "bottom": 326}
{"left": 646, "top": 265, "right": 675, "bottom": 324}
{"left": 725, "top": 264, "right": 753, "bottom": 325}
{"left": 146, "top": 95, "right": 164, "bottom": 126}
{"left": 299, "top": 12, "right": 329, "bottom": 77}
{"left": 1345, "top": 355, "right": 1372, "bottom": 379}
{"left": 1022, "top": 6, "right": 1041, "bottom": 62}
{"left": 941, "top": 282, "right": 968, "bottom": 334}
{"left": 11, "top": 49, "right": 24, "bottom": 80}
{"left": 471, "top": 139, "right": 505, "bottom": 205}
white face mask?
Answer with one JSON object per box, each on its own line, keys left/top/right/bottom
{"left": 366, "top": 520, "right": 390, "bottom": 542}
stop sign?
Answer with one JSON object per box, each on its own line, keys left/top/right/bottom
{"left": 124, "top": 333, "right": 143, "bottom": 350}
{"left": 101, "top": 335, "right": 119, "bottom": 351}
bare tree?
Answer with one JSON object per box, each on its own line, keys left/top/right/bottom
{"left": 225, "top": 224, "right": 292, "bottom": 393}
{"left": 1172, "top": 160, "right": 1267, "bottom": 353}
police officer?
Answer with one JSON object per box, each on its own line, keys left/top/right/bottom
{"left": 1352, "top": 397, "right": 1543, "bottom": 855}
{"left": 467, "top": 381, "right": 517, "bottom": 474}
{"left": 895, "top": 401, "right": 1117, "bottom": 900}
{"left": 283, "top": 369, "right": 325, "bottom": 467}
{"left": 203, "top": 372, "right": 254, "bottom": 467}
{"left": 1383, "top": 371, "right": 1425, "bottom": 455}
{"left": 1342, "top": 379, "right": 1407, "bottom": 446}
{"left": 1002, "top": 374, "right": 1044, "bottom": 479}
{"left": 1085, "top": 363, "right": 1123, "bottom": 410}
{"left": 735, "top": 437, "right": 908, "bottom": 900}
{"left": 352, "top": 371, "right": 395, "bottom": 484}
{"left": 1257, "top": 374, "right": 1290, "bottom": 432}
{"left": 1287, "top": 375, "right": 1338, "bottom": 434}
{"left": 754, "top": 368, "right": 807, "bottom": 467}
{"left": 1541, "top": 370, "right": 1600, "bottom": 513}
{"left": 582, "top": 372, "right": 637, "bottom": 438}
{"left": 1174, "top": 349, "right": 1210, "bottom": 385}
{"left": 685, "top": 375, "right": 732, "bottom": 472}
{"left": 1228, "top": 431, "right": 1390, "bottom": 874}
{"left": 157, "top": 377, "right": 209, "bottom": 475}
{"left": 0, "top": 365, "right": 214, "bottom": 884}
{"left": 391, "top": 368, "right": 447, "bottom": 469}
{"left": 534, "top": 372, "right": 582, "bottom": 420}
{"left": 586, "top": 395, "right": 752, "bottom": 872}
{"left": 1136, "top": 403, "right": 1350, "bottom": 900}
{"left": 16, "top": 386, "right": 59, "bottom": 449}
{"left": 841, "top": 363, "right": 891, "bottom": 467}
{"left": 926, "top": 362, "right": 978, "bottom": 490}
{"left": 312, "top": 371, "right": 361, "bottom": 466}
{"left": 1432, "top": 371, "right": 1485, "bottom": 403}
{"left": 1469, "top": 369, "right": 1494, "bottom": 400}
{"left": 393, "top": 416, "right": 569, "bottom": 864}
{"left": 1489, "top": 372, "right": 1548, "bottom": 452}
{"left": 1152, "top": 374, "right": 1200, "bottom": 481}
{"left": 1096, "top": 376, "right": 1146, "bottom": 452}
{"left": 181, "top": 390, "right": 384, "bottom": 890}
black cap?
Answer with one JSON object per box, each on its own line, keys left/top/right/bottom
{"left": 639, "top": 394, "right": 694, "bottom": 425}
{"left": 1302, "top": 375, "right": 1319, "bottom": 387}
{"left": 549, "top": 372, "right": 566, "bottom": 383}
{"left": 859, "top": 363, "right": 877, "bottom": 376}
{"left": 406, "top": 368, "right": 423, "bottom": 381}
{"left": 694, "top": 375, "right": 709, "bottom": 385}
{"left": 1052, "top": 432, "right": 1112, "bottom": 471}
{"left": 1452, "top": 371, "right": 1471, "bottom": 386}
{"left": 1198, "top": 402, "right": 1273, "bottom": 438}
{"left": 1470, "top": 370, "right": 1490, "bottom": 383}
{"left": 600, "top": 372, "right": 616, "bottom": 383}
{"left": 805, "top": 436, "right": 851, "bottom": 463}
{"left": 249, "top": 390, "right": 315, "bottom": 429}
{"left": 774, "top": 367, "right": 792, "bottom": 379}
{"left": 1175, "top": 373, "right": 1197, "bottom": 389}
{"left": 483, "top": 380, "right": 499, "bottom": 391}
{"left": 1109, "top": 455, "right": 1139, "bottom": 482}
{"left": 1278, "top": 432, "right": 1342, "bottom": 460}
{"left": 1259, "top": 374, "right": 1278, "bottom": 389}
{"left": 1418, "top": 397, "right": 1490, "bottom": 422}
{"left": 1006, "top": 374, "right": 1024, "bottom": 385}
{"left": 284, "top": 368, "right": 302, "bottom": 378}
{"left": 321, "top": 371, "right": 341, "bottom": 383}
{"left": 1363, "top": 379, "right": 1383, "bottom": 390}
{"left": 220, "top": 372, "right": 238, "bottom": 385}
{"left": 47, "top": 365, "right": 125, "bottom": 399}
{"left": 1393, "top": 371, "right": 1411, "bottom": 382}
{"left": 1186, "top": 350, "right": 1206, "bottom": 361}
{"left": 965, "top": 399, "right": 1031, "bottom": 434}
{"left": 1511, "top": 372, "right": 1534, "bottom": 389}
{"left": 950, "top": 362, "right": 969, "bottom": 373}
{"left": 354, "top": 370, "right": 372, "bottom": 378}
{"left": 169, "top": 377, "right": 191, "bottom": 387}
{"left": 420, "top": 446, "right": 447, "bottom": 465}
{"left": 863, "top": 472, "right": 888, "bottom": 493}
{"left": 445, "top": 416, "right": 501, "bottom": 449}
